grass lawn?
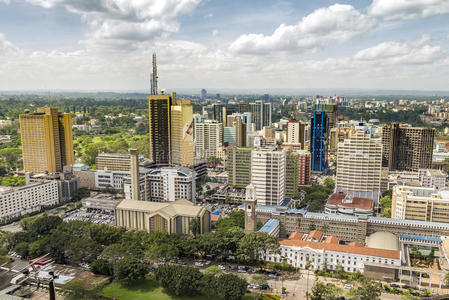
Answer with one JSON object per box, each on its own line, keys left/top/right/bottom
{"left": 101, "top": 276, "right": 258, "bottom": 300}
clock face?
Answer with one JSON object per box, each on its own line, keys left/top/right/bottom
{"left": 247, "top": 211, "right": 252, "bottom": 217}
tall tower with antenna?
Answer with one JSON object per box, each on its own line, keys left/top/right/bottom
{"left": 151, "top": 52, "right": 158, "bottom": 95}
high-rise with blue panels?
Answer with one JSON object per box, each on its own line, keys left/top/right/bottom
{"left": 310, "top": 109, "right": 328, "bottom": 172}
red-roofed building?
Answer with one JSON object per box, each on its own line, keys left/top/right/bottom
{"left": 324, "top": 193, "right": 374, "bottom": 216}
{"left": 261, "top": 231, "right": 401, "bottom": 274}
{"left": 288, "top": 232, "right": 304, "bottom": 240}
{"left": 306, "top": 230, "right": 324, "bottom": 242}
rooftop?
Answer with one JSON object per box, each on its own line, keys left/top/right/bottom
{"left": 279, "top": 232, "right": 400, "bottom": 260}
{"left": 258, "top": 219, "right": 280, "bottom": 234}
{"left": 116, "top": 199, "right": 206, "bottom": 218}
{"left": 326, "top": 193, "right": 374, "bottom": 211}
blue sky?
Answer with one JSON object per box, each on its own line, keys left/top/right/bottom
{"left": 0, "top": 0, "right": 449, "bottom": 91}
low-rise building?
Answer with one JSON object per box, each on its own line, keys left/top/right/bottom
{"left": 391, "top": 185, "right": 449, "bottom": 223}
{"left": 262, "top": 231, "right": 401, "bottom": 273}
{"left": 0, "top": 181, "right": 59, "bottom": 221}
{"left": 96, "top": 153, "right": 131, "bottom": 172}
{"left": 25, "top": 171, "right": 79, "bottom": 203}
{"left": 418, "top": 169, "right": 446, "bottom": 189}
{"left": 124, "top": 166, "right": 196, "bottom": 203}
{"left": 115, "top": 199, "right": 210, "bottom": 235}
{"left": 325, "top": 193, "right": 374, "bottom": 216}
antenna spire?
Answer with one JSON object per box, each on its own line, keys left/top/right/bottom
{"left": 151, "top": 52, "right": 158, "bottom": 95}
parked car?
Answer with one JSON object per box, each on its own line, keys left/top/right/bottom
{"left": 344, "top": 284, "right": 352, "bottom": 290}
{"left": 194, "top": 262, "right": 204, "bottom": 267}
{"left": 218, "top": 265, "right": 226, "bottom": 270}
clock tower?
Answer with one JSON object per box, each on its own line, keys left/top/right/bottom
{"left": 244, "top": 184, "right": 257, "bottom": 234}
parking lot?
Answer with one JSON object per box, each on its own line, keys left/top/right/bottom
{"left": 62, "top": 209, "right": 114, "bottom": 225}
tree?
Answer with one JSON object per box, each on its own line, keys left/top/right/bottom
{"left": 113, "top": 257, "right": 148, "bottom": 283}
{"left": 324, "top": 178, "right": 335, "bottom": 191}
{"left": 207, "top": 156, "right": 222, "bottom": 167}
{"left": 380, "top": 195, "right": 392, "bottom": 217}
{"left": 251, "top": 274, "right": 267, "bottom": 286}
{"left": 216, "top": 210, "right": 245, "bottom": 232}
{"left": 72, "top": 187, "right": 90, "bottom": 201}
{"left": 216, "top": 273, "right": 248, "bottom": 300}
{"left": 204, "top": 265, "right": 223, "bottom": 277}
{"left": 200, "top": 273, "right": 218, "bottom": 300}
{"left": 29, "top": 216, "right": 62, "bottom": 236}
{"left": 237, "top": 232, "right": 279, "bottom": 262}
{"left": 310, "top": 280, "right": 341, "bottom": 300}
{"left": 308, "top": 223, "right": 316, "bottom": 231}
{"left": 320, "top": 224, "right": 329, "bottom": 235}
{"left": 90, "top": 259, "right": 113, "bottom": 276}
{"left": 0, "top": 175, "right": 25, "bottom": 187}
{"left": 349, "top": 278, "right": 382, "bottom": 300}
{"left": 189, "top": 218, "right": 201, "bottom": 237}
{"left": 155, "top": 265, "right": 203, "bottom": 296}
{"left": 14, "top": 242, "right": 29, "bottom": 258}
{"left": 60, "top": 278, "right": 104, "bottom": 300}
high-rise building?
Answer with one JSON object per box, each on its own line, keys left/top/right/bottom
{"left": 20, "top": 107, "right": 74, "bottom": 173}
{"left": 315, "top": 103, "right": 338, "bottom": 129}
{"left": 310, "top": 110, "right": 328, "bottom": 172}
{"left": 250, "top": 101, "right": 271, "bottom": 131}
{"left": 286, "top": 120, "right": 306, "bottom": 149}
{"left": 227, "top": 147, "right": 252, "bottom": 188}
{"left": 251, "top": 148, "right": 286, "bottom": 206}
{"left": 233, "top": 118, "right": 247, "bottom": 147}
{"left": 213, "top": 103, "right": 226, "bottom": 125}
{"left": 171, "top": 99, "right": 194, "bottom": 167}
{"left": 239, "top": 102, "right": 250, "bottom": 113}
{"left": 148, "top": 94, "right": 172, "bottom": 166}
{"left": 201, "top": 88, "right": 207, "bottom": 100}
{"left": 223, "top": 127, "right": 236, "bottom": 146}
{"left": 382, "top": 123, "right": 434, "bottom": 171}
{"left": 336, "top": 130, "right": 382, "bottom": 201}
{"left": 285, "top": 150, "right": 312, "bottom": 198}
{"left": 148, "top": 92, "right": 194, "bottom": 167}
{"left": 96, "top": 153, "right": 131, "bottom": 171}
{"left": 194, "top": 120, "right": 223, "bottom": 159}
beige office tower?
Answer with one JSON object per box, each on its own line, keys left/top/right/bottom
{"left": 251, "top": 148, "right": 286, "bottom": 206}
{"left": 233, "top": 118, "right": 247, "bottom": 147}
{"left": 171, "top": 99, "right": 194, "bottom": 167}
{"left": 96, "top": 153, "right": 131, "bottom": 171}
{"left": 336, "top": 130, "right": 382, "bottom": 201}
{"left": 129, "top": 148, "right": 140, "bottom": 201}
{"left": 194, "top": 120, "right": 223, "bottom": 159}
{"left": 20, "top": 107, "right": 74, "bottom": 173}
{"left": 286, "top": 120, "right": 306, "bottom": 149}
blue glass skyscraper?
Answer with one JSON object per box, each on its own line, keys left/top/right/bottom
{"left": 310, "top": 110, "right": 328, "bottom": 172}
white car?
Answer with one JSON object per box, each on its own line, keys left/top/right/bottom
{"left": 344, "top": 284, "right": 352, "bottom": 290}
{"left": 218, "top": 265, "right": 226, "bottom": 270}
{"left": 194, "top": 262, "right": 204, "bottom": 267}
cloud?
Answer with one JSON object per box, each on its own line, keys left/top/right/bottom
{"left": 212, "top": 29, "right": 219, "bottom": 37}
{"left": 0, "top": 0, "right": 10, "bottom": 4}
{"left": 229, "top": 4, "right": 376, "bottom": 55}
{"left": 368, "top": 0, "right": 449, "bottom": 20}
{"left": 353, "top": 38, "right": 444, "bottom": 65}
{"left": 0, "top": 34, "right": 19, "bottom": 56}
{"left": 25, "top": 0, "right": 202, "bottom": 46}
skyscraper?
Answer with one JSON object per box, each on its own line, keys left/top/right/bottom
{"left": 285, "top": 149, "right": 311, "bottom": 198}
{"left": 213, "top": 103, "right": 226, "bottom": 125}
{"left": 233, "top": 117, "right": 247, "bottom": 147}
{"left": 250, "top": 101, "right": 271, "bottom": 131}
{"left": 148, "top": 94, "right": 172, "bottom": 166}
{"left": 227, "top": 147, "right": 252, "bottom": 188}
{"left": 171, "top": 99, "right": 194, "bottom": 167}
{"left": 286, "top": 119, "right": 306, "bottom": 149}
{"left": 20, "top": 107, "right": 74, "bottom": 173}
{"left": 194, "top": 120, "right": 223, "bottom": 159}
{"left": 315, "top": 103, "right": 338, "bottom": 129}
{"left": 251, "top": 148, "right": 286, "bottom": 206}
{"left": 336, "top": 130, "right": 382, "bottom": 201}
{"left": 382, "top": 123, "right": 434, "bottom": 171}
{"left": 148, "top": 54, "right": 194, "bottom": 167}
{"left": 310, "top": 110, "right": 328, "bottom": 172}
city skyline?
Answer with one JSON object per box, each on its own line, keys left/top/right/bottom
{"left": 0, "top": 0, "right": 449, "bottom": 91}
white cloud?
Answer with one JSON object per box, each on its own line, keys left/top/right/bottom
{"left": 0, "top": 34, "right": 19, "bottom": 56}
{"left": 229, "top": 4, "right": 376, "bottom": 55}
{"left": 368, "top": 0, "right": 449, "bottom": 20}
{"left": 212, "top": 29, "right": 219, "bottom": 37}
{"left": 0, "top": 0, "right": 10, "bottom": 4}
{"left": 25, "top": 0, "right": 202, "bottom": 47}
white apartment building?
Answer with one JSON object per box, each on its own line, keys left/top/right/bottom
{"left": 194, "top": 119, "right": 223, "bottom": 160}
{"left": 251, "top": 148, "right": 286, "bottom": 206}
{"left": 262, "top": 231, "right": 401, "bottom": 273}
{"left": 0, "top": 181, "right": 59, "bottom": 221}
{"left": 418, "top": 169, "right": 446, "bottom": 189}
{"left": 124, "top": 167, "right": 196, "bottom": 203}
{"left": 336, "top": 130, "right": 382, "bottom": 202}
{"left": 95, "top": 170, "right": 128, "bottom": 190}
